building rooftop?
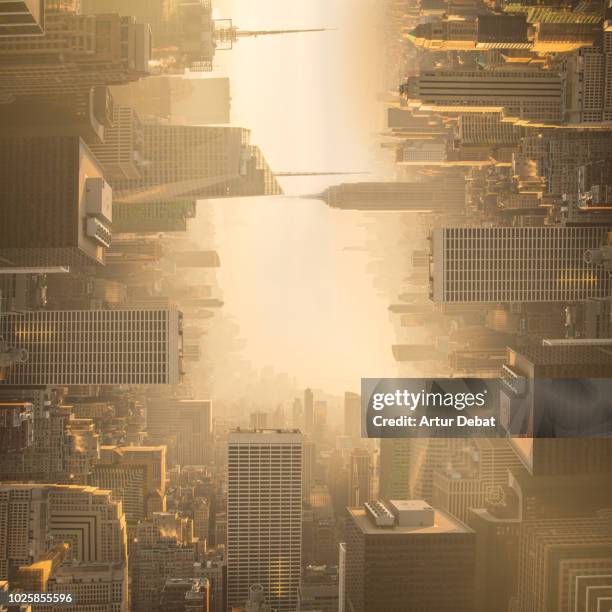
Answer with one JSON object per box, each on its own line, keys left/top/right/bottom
{"left": 229, "top": 428, "right": 303, "bottom": 443}
{"left": 349, "top": 501, "right": 472, "bottom": 535}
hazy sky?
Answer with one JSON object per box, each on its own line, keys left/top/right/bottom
{"left": 188, "top": 0, "right": 402, "bottom": 398}
{"left": 212, "top": 0, "right": 385, "bottom": 186}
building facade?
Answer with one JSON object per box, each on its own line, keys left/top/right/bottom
{"left": 0, "top": 309, "right": 183, "bottom": 386}
{"left": 0, "top": 135, "right": 111, "bottom": 268}
{"left": 227, "top": 430, "right": 302, "bottom": 612}
{"left": 431, "top": 226, "right": 611, "bottom": 303}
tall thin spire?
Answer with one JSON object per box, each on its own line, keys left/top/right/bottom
{"left": 214, "top": 24, "right": 334, "bottom": 48}
{"left": 234, "top": 28, "right": 333, "bottom": 38}
{"left": 274, "top": 171, "right": 368, "bottom": 177}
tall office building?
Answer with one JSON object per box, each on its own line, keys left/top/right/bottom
{"left": 0, "top": 0, "right": 45, "bottom": 37}
{"left": 112, "top": 125, "right": 282, "bottom": 204}
{"left": 432, "top": 438, "right": 523, "bottom": 523}
{"left": 515, "top": 513, "right": 612, "bottom": 612}
{"left": 88, "top": 106, "right": 144, "bottom": 182}
{"left": 313, "top": 400, "right": 327, "bottom": 440}
{"left": 146, "top": 399, "right": 212, "bottom": 466}
{"left": 83, "top": 0, "right": 324, "bottom": 72}
{"left": 411, "top": 14, "right": 595, "bottom": 52}
{"left": 404, "top": 68, "right": 564, "bottom": 122}
{"left": 348, "top": 449, "right": 372, "bottom": 506}
{"left": 112, "top": 201, "right": 197, "bottom": 234}
{"left": 0, "top": 309, "right": 183, "bottom": 386}
{"left": 345, "top": 500, "right": 475, "bottom": 611}
{"left": 193, "top": 498, "right": 211, "bottom": 545}
{"left": 410, "top": 14, "right": 530, "bottom": 50}
{"left": 503, "top": 343, "right": 612, "bottom": 476}
{"left": 227, "top": 430, "right": 302, "bottom": 612}
{"left": 111, "top": 76, "right": 231, "bottom": 125}
{"left": 430, "top": 226, "right": 611, "bottom": 303}
{"left": 387, "top": 107, "right": 447, "bottom": 132}
{"left": 458, "top": 112, "right": 521, "bottom": 145}
{"left": 564, "top": 31, "right": 612, "bottom": 123}
{"left": 409, "top": 438, "right": 466, "bottom": 503}
{"left": 302, "top": 439, "right": 315, "bottom": 502}
{"left": 250, "top": 411, "right": 268, "bottom": 429}
{"left": 81, "top": 0, "right": 170, "bottom": 41}
{"left": 0, "top": 11, "right": 150, "bottom": 100}
{"left": 321, "top": 175, "right": 466, "bottom": 211}
{"left": 343, "top": 392, "right": 361, "bottom": 441}
{"left": 379, "top": 438, "right": 412, "bottom": 500}
{"left": 0, "top": 136, "right": 111, "bottom": 268}
{"left": 304, "top": 388, "right": 314, "bottom": 434}
{"left": 105, "top": 237, "right": 163, "bottom": 264}
{"left": 396, "top": 138, "right": 448, "bottom": 163}
{"left": 0, "top": 484, "right": 127, "bottom": 601}
{"left": 82, "top": 0, "right": 209, "bottom": 70}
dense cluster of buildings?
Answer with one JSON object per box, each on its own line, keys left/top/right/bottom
{"left": 0, "top": 1, "right": 288, "bottom": 611}
{"left": 349, "top": 0, "right": 612, "bottom": 610}
{"left": 0, "top": 0, "right": 611, "bottom": 611}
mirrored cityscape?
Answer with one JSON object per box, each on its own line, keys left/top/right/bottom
{"left": 1, "top": 0, "right": 612, "bottom": 611}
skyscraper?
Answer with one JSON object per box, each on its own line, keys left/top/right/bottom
{"left": 0, "top": 11, "right": 150, "bottom": 100}
{"left": 88, "top": 106, "right": 144, "bottom": 182}
{"left": 458, "top": 112, "right": 521, "bottom": 145}
{"left": 112, "top": 125, "right": 282, "bottom": 204}
{"left": 111, "top": 201, "right": 197, "bottom": 234}
{"left": 430, "top": 226, "right": 611, "bottom": 303}
{"left": 515, "top": 513, "right": 612, "bottom": 612}
{"left": 304, "top": 388, "right": 314, "bottom": 434}
{"left": 146, "top": 399, "right": 212, "bottom": 466}
{"left": 302, "top": 438, "right": 315, "bottom": 502}
{"left": 379, "top": 438, "right": 412, "bottom": 500}
{"left": 410, "top": 14, "right": 530, "bottom": 51}
{"left": 0, "top": 135, "right": 112, "bottom": 268}
{"left": 321, "top": 176, "right": 466, "bottom": 211}
{"left": 0, "top": 483, "right": 128, "bottom": 609}
{"left": 345, "top": 500, "right": 475, "bottom": 611}
{"left": 82, "top": 0, "right": 326, "bottom": 72}
{"left": 193, "top": 498, "right": 211, "bottom": 545}
{"left": 227, "top": 430, "right": 302, "bottom": 612}
{"left": 565, "top": 31, "right": 612, "bottom": 123}
{"left": 343, "top": 392, "right": 361, "bottom": 441}
{"left": 348, "top": 449, "right": 372, "bottom": 506}
{"left": 404, "top": 68, "right": 564, "bottom": 123}
{"left": 0, "top": 0, "right": 45, "bottom": 37}
{"left": 111, "top": 76, "right": 231, "bottom": 125}
{"left": 432, "top": 438, "right": 523, "bottom": 523}
{"left": 0, "top": 309, "right": 183, "bottom": 385}
{"left": 503, "top": 343, "right": 612, "bottom": 476}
